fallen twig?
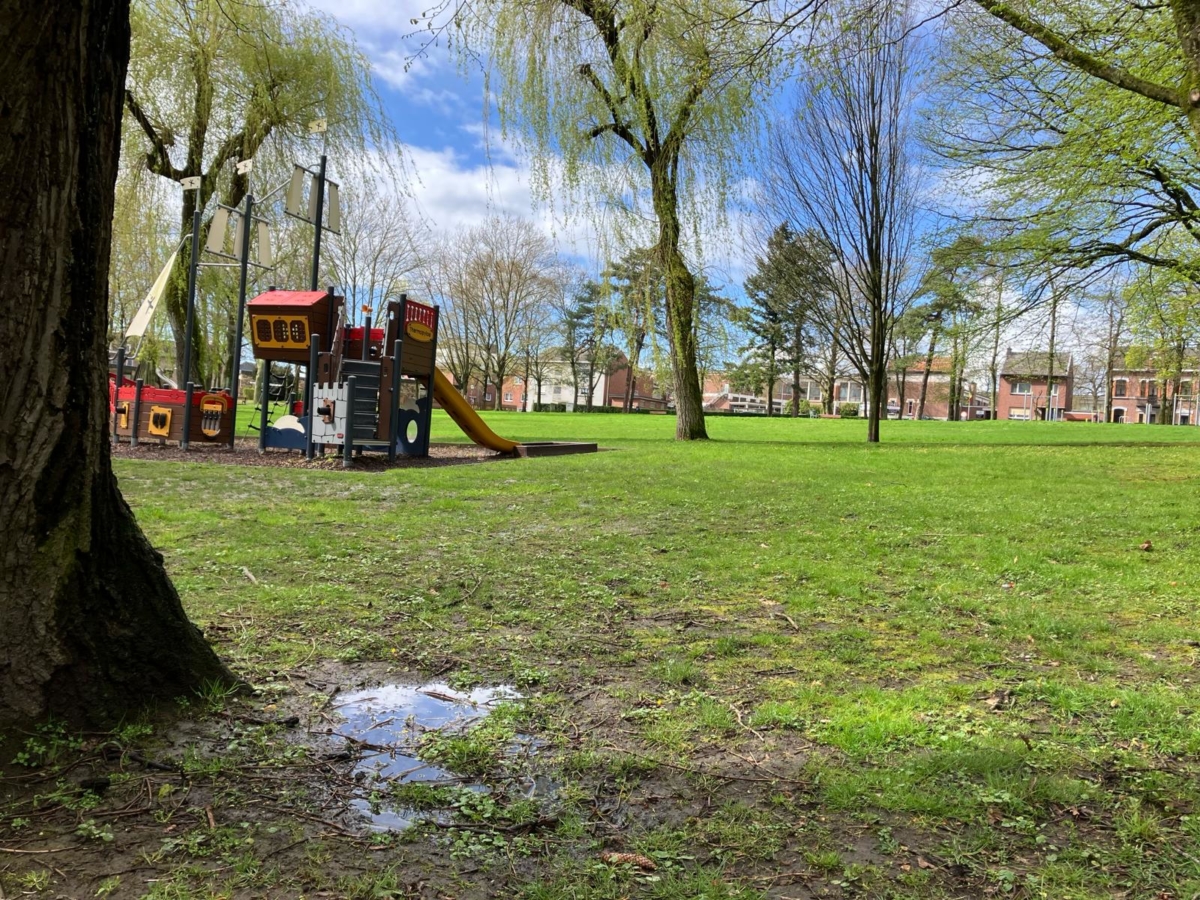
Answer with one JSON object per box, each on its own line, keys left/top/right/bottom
{"left": 728, "top": 702, "right": 766, "bottom": 742}
{"left": 124, "top": 750, "right": 181, "bottom": 773}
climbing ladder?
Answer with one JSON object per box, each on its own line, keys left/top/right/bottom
{"left": 340, "top": 359, "right": 381, "bottom": 443}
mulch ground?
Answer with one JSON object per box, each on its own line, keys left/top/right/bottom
{"left": 111, "top": 437, "right": 505, "bottom": 470}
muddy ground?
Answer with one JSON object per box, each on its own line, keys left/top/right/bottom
{"left": 111, "top": 439, "right": 503, "bottom": 470}
{"left": 0, "top": 657, "right": 973, "bottom": 900}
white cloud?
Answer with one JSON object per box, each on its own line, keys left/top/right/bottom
{"left": 307, "top": 0, "right": 457, "bottom": 91}
{"left": 309, "top": 0, "right": 434, "bottom": 37}
{"left": 400, "top": 143, "right": 604, "bottom": 263}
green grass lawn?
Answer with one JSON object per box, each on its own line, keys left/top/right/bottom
{"left": 12, "top": 415, "right": 1200, "bottom": 898}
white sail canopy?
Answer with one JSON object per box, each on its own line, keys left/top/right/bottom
{"left": 125, "top": 241, "right": 183, "bottom": 340}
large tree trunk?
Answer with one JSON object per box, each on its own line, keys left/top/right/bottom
{"left": 917, "top": 324, "right": 939, "bottom": 420}
{"left": 791, "top": 318, "right": 803, "bottom": 417}
{"left": 623, "top": 331, "right": 643, "bottom": 411}
{"left": 0, "top": 0, "right": 237, "bottom": 727}
{"left": 823, "top": 332, "right": 839, "bottom": 415}
{"left": 652, "top": 166, "right": 708, "bottom": 440}
{"left": 765, "top": 349, "right": 776, "bottom": 417}
{"left": 1045, "top": 292, "right": 1058, "bottom": 421}
{"left": 866, "top": 317, "right": 885, "bottom": 443}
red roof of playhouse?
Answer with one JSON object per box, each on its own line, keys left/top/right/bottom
{"left": 248, "top": 289, "right": 330, "bottom": 308}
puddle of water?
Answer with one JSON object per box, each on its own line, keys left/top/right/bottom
{"left": 331, "top": 682, "right": 522, "bottom": 830}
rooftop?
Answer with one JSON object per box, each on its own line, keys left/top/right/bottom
{"left": 891, "top": 355, "right": 954, "bottom": 375}
{"left": 1001, "top": 350, "right": 1072, "bottom": 378}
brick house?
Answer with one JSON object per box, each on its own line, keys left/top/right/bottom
{"left": 887, "top": 356, "right": 988, "bottom": 420}
{"left": 1109, "top": 359, "right": 1199, "bottom": 425}
{"left": 996, "top": 350, "right": 1074, "bottom": 421}
{"left": 447, "top": 353, "right": 669, "bottom": 412}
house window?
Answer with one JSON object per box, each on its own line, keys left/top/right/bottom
{"left": 1180, "top": 381, "right": 1193, "bottom": 397}
{"left": 513, "top": 377, "right": 523, "bottom": 385}
{"left": 836, "top": 383, "right": 847, "bottom": 402}
{"left": 1011, "top": 381, "right": 1031, "bottom": 395}
{"left": 906, "top": 399, "right": 914, "bottom": 414}
{"left": 504, "top": 392, "right": 513, "bottom": 402}
{"left": 485, "top": 392, "right": 493, "bottom": 402}
{"left": 1113, "top": 379, "right": 1127, "bottom": 398}
{"left": 849, "top": 384, "right": 862, "bottom": 402}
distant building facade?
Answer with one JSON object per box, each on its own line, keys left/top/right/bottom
{"left": 440, "top": 353, "right": 670, "bottom": 412}
{"left": 997, "top": 351, "right": 1074, "bottom": 421}
{"left": 887, "top": 356, "right": 988, "bottom": 420}
{"left": 1109, "top": 358, "right": 1199, "bottom": 425}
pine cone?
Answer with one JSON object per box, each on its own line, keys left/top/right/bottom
{"left": 599, "top": 852, "right": 657, "bottom": 871}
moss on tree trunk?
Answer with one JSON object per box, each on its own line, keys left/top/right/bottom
{"left": 651, "top": 164, "right": 708, "bottom": 440}
{"left": 0, "top": 0, "right": 237, "bottom": 727}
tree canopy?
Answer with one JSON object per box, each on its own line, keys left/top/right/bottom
{"left": 122, "top": 0, "right": 394, "bottom": 384}
{"left": 934, "top": 2, "right": 1200, "bottom": 286}
{"left": 451, "top": 0, "right": 778, "bottom": 438}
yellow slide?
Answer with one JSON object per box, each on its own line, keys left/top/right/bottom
{"left": 433, "top": 368, "right": 520, "bottom": 454}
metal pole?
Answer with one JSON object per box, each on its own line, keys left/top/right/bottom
{"left": 229, "top": 193, "right": 254, "bottom": 447}
{"left": 306, "top": 333, "right": 319, "bottom": 461}
{"left": 131, "top": 378, "right": 143, "bottom": 447}
{"left": 182, "top": 382, "right": 194, "bottom": 451}
{"left": 388, "top": 339, "right": 402, "bottom": 462}
{"left": 183, "top": 208, "right": 201, "bottom": 387}
{"left": 343, "top": 375, "right": 356, "bottom": 468}
{"left": 112, "top": 346, "right": 125, "bottom": 445}
{"left": 258, "top": 362, "right": 269, "bottom": 452}
{"left": 310, "top": 155, "right": 327, "bottom": 291}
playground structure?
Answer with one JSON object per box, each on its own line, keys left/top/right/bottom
{"left": 248, "top": 287, "right": 594, "bottom": 463}
{"left": 110, "top": 377, "right": 236, "bottom": 447}
{"left": 108, "top": 139, "right": 594, "bottom": 462}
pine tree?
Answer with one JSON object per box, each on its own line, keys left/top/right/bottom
{"left": 743, "top": 224, "right": 826, "bottom": 417}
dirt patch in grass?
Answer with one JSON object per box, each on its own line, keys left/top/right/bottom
{"left": 5, "top": 641, "right": 1195, "bottom": 899}
{"left": 112, "top": 437, "right": 504, "bottom": 469}
{"left": 0, "top": 657, "right": 986, "bottom": 900}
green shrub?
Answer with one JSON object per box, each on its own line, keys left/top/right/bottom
{"left": 839, "top": 402, "right": 860, "bottom": 418}
{"left": 532, "top": 402, "right": 567, "bottom": 412}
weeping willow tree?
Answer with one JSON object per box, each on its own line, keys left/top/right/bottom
{"left": 122, "top": 0, "right": 395, "bottom": 385}
{"left": 451, "top": 0, "right": 775, "bottom": 439}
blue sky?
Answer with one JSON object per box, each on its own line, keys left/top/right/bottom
{"left": 308, "top": 0, "right": 588, "bottom": 242}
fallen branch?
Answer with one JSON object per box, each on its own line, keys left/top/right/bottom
{"left": 728, "top": 702, "right": 766, "bottom": 742}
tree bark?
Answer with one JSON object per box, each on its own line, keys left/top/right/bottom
{"left": 0, "top": 0, "right": 237, "bottom": 727}
{"left": 652, "top": 164, "right": 708, "bottom": 440}
{"left": 623, "top": 330, "right": 644, "bottom": 411}
{"left": 866, "top": 306, "right": 886, "bottom": 443}
{"left": 823, "top": 332, "right": 839, "bottom": 415}
{"left": 1045, "top": 291, "right": 1059, "bottom": 420}
{"left": 765, "top": 343, "right": 777, "bottom": 417}
{"left": 917, "top": 324, "right": 940, "bottom": 420}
